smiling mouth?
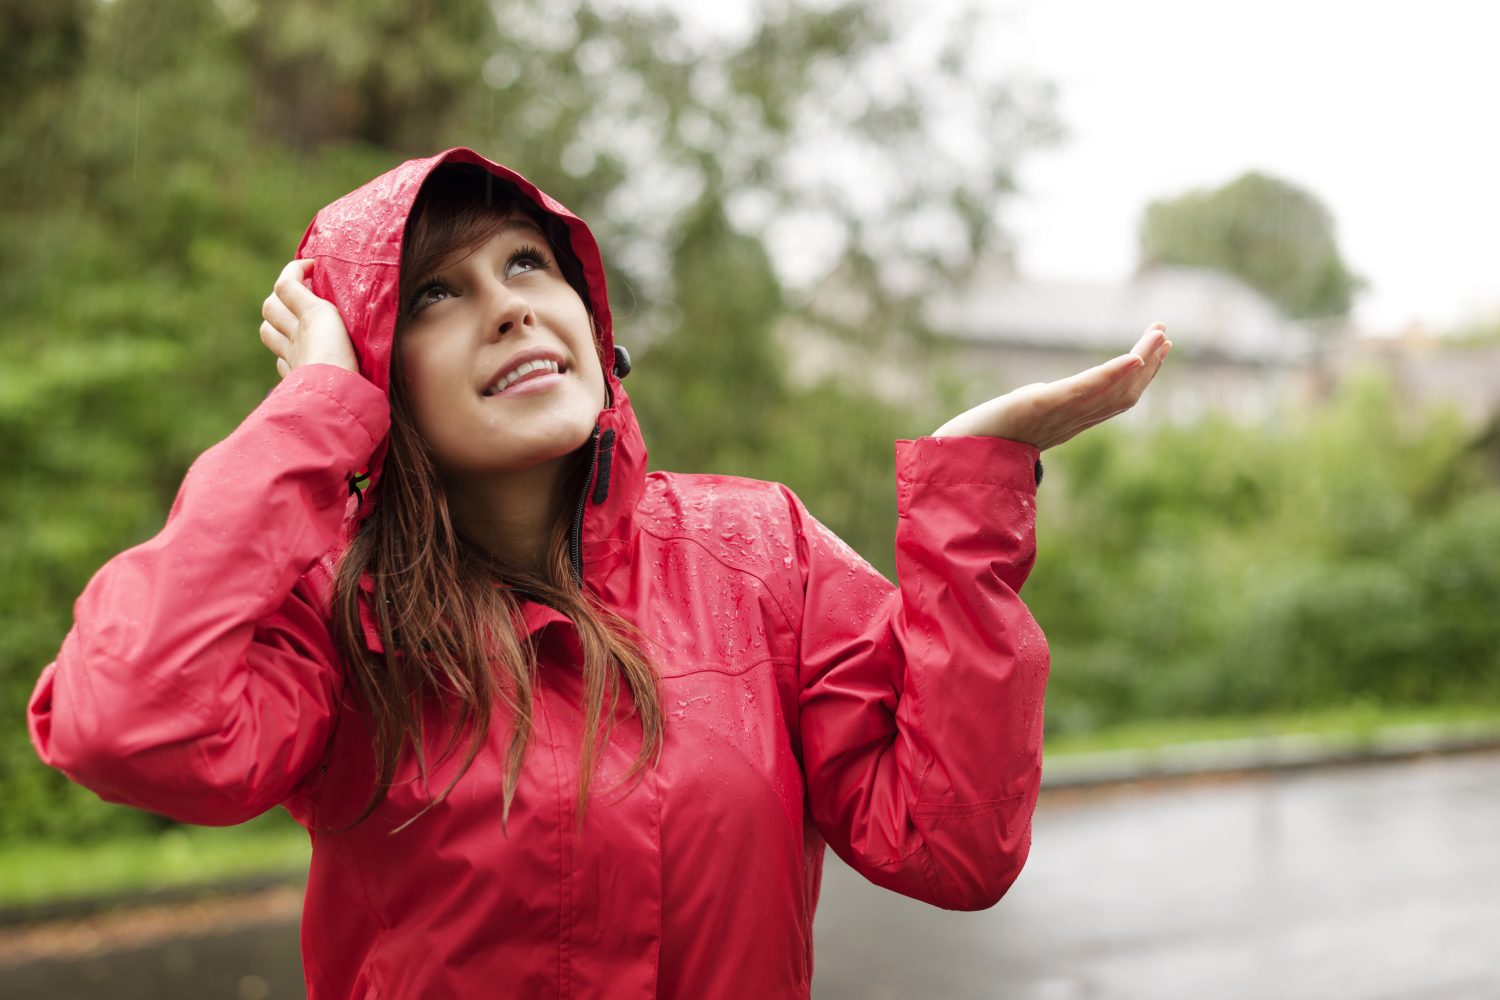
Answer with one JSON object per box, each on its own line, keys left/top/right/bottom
{"left": 484, "top": 359, "right": 564, "bottom": 396}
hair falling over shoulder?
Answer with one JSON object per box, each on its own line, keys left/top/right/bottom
{"left": 328, "top": 166, "right": 663, "bottom": 831}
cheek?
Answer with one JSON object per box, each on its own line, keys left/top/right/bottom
{"left": 580, "top": 347, "right": 607, "bottom": 402}
{"left": 397, "top": 343, "right": 465, "bottom": 438}
{"left": 569, "top": 313, "right": 607, "bottom": 399}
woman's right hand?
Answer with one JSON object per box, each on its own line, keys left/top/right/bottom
{"left": 259, "top": 259, "right": 359, "bottom": 379}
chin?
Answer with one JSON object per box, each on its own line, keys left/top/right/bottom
{"left": 491, "top": 422, "right": 600, "bottom": 475}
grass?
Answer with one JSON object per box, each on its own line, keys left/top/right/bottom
{"left": 1043, "top": 701, "right": 1500, "bottom": 756}
{"left": 4, "top": 702, "right": 1500, "bottom": 910}
{"left": 0, "top": 810, "right": 310, "bottom": 910}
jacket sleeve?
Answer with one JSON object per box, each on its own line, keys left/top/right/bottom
{"left": 794, "top": 435, "right": 1049, "bottom": 910}
{"left": 26, "top": 365, "right": 389, "bottom": 826}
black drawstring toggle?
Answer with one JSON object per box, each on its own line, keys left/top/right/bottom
{"left": 592, "top": 430, "right": 616, "bottom": 505}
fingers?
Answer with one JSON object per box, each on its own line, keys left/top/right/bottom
{"left": 258, "top": 258, "right": 359, "bottom": 377}
{"left": 1102, "top": 333, "right": 1172, "bottom": 410}
{"left": 1045, "top": 351, "right": 1145, "bottom": 407}
{"left": 261, "top": 261, "right": 307, "bottom": 358}
{"left": 1033, "top": 325, "right": 1171, "bottom": 441}
{"left": 1129, "top": 322, "right": 1168, "bottom": 364}
{"left": 937, "top": 323, "right": 1173, "bottom": 447}
{"left": 1048, "top": 324, "right": 1168, "bottom": 404}
{"left": 272, "top": 258, "right": 321, "bottom": 317}
{"left": 261, "top": 260, "right": 313, "bottom": 376}
{"left": 261, "top": 287, "right": 297, "bottom": 335}
{"left": 1053, "top": 332, "right": 1172, "bottom": 445}
{"left": 259, "top": 319, "right": 290, "bottom": 356}
{"left": 1097, "top": 326, "right": 1171, "bottom": 397}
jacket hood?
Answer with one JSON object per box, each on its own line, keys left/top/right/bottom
{"left": 295, "top": 148, "right": 646, "bottom": 576}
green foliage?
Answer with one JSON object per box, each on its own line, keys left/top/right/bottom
{"left": 239, "top": 0, "right": 499, "bottom": 151}
{"left": 0, "top": 0, "right": 1049, "bottom": 843}
{"left": 1029, "top": 377, "right": 1500, "bottom": 735}
{"left": 1139, "top": 171, "right": 1364, "bottom": 320}
{"left": 4, "top": 0, "right": 1496, "bottom": 862}
{"left": 0, "top": 809, "right": 307, "bottom": 907}
{"left": 629, "top": 198, "right": 915, "bottom": 578}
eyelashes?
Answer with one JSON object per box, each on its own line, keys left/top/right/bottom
{"left": 509, "top": 243, "right": 552, "bottom": 274}
{"left": 404, "top": 244, "right": 554, "bottom": 317}
{"left": 406, "top": 279, "right": 449, "bottom": 317}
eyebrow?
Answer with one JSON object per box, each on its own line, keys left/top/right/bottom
{"left": 496, "top": 216, "right": 549, "bottom": 240}
{"left": 425, "top": 216, "right": 552, "bottom": 276}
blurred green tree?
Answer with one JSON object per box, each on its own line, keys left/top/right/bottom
{"left": 0, "top": 0, "right": 1056, "bottom": 840}
{"left": 1138, "top": 170, "right": 1363, "bottom": 321}
{"left": 14, "top": 0, "right": 1494, "bottom": 857}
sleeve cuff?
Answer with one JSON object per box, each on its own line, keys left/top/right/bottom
{"left": 269, "top": 364, "right": 390, "bottom": 455}
{"left": 895, "top": 436, "right": 1042, "bottom": 492}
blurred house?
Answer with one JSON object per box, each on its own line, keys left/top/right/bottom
{"left": 782, "top": 263, "right": 1333, "bottom": 423}
{"left": 1332, "top": 326, "right": 1500, "bottom": 432}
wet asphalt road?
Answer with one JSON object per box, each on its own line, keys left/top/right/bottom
{"left": 813, "top": 751, "right": 1500, "bottom": 1000}
{"left": 5, "top": 751, "right": 1498, "bottom": 999}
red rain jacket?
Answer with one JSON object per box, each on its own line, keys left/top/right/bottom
{"left": 29, "top": 148, "right": 1049, "bottom": 998}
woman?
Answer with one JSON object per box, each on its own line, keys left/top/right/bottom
{"left": 28, "top": 148, "right": 1169, "bottom": 998}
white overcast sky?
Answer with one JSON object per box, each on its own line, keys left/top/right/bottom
{"left": 995, "top": 0, "right": 1500, "bottom": 334}
{"left": 651, "top": 0, "right": 1499, "bottom": 334}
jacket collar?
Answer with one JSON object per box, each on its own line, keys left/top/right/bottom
{"left": 578, "top": 386, "right": 647, "bottom": 585}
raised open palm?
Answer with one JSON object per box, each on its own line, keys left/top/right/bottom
{"left": 933, "top": 324, "right": 1172, "bottom": 449}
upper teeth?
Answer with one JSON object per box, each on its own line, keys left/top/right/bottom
{"left": 487, "top": 359, "right": 560, "bottom": 395}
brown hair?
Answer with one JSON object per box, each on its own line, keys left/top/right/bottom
{"left": 330, "top": 165, "right": 662, "bottom": 829}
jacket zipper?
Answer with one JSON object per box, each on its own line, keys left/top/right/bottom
{"left": 567, "top": 427, "right": 602, "bottom": 584}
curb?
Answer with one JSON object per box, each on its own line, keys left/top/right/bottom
{"left": 7, "top": 721, "right": 1500, "bottom": 927}
{"left": 1041, "top": 718, "right": 1500, "bottom": 790}
{"left": 0, "top": 870, "right": 306, "bottom": 931}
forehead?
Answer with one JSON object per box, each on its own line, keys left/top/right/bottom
{"left": 491, "top": 214, "right": 548, "bottom": 240}
{"left": 428, "top": 213, "right": 552, "bottom": 272}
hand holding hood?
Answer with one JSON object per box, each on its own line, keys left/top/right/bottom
{"left": 295, "top": 148, "right": 628, "bottom": 520}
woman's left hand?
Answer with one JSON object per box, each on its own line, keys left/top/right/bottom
{"left": 931, "top": 323, "right": 1172, "bottom": 449}
{"left": 259, "top": 259, "right": 359, "bottom": 380}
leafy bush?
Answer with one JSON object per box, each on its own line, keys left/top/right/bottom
{"left": 1029, "top": 376, "right": 1500, "bottom": 734}
{"left": 4, "top": 0, "right": 1498, "bottom": 852}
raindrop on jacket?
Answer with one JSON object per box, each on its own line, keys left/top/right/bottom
{"left": 28, "top": 148, "right": 1051, "bottom": 999}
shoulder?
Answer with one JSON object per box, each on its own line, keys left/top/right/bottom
{"left": 639, "top": 470, "right": 800, "bottom": 535}
{"left": 635, "top": 470, "right": 805, "bottom": 574}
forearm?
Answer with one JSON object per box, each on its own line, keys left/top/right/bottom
{"left": 800, "top": 435, "right": 1050, "bottom": 909}
{"left": 28, "top": 365, "right": 388, "bottom": 819}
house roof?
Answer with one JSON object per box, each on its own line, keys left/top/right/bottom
{"left": 928, "top": 264, "right": 1320, "bottom": 365}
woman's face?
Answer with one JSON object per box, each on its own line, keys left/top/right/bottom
{"left": 397, "top": 215, "right": 607, "bottom": 482}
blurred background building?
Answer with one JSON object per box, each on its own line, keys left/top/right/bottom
{"left": 789, "top": 260, "right": 1500, "bottom": 430}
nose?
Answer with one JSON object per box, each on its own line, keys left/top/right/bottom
{"left": 485, "top": 279, "right": 534, "bottom": 339}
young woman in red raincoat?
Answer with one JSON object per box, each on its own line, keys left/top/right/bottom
{"left": 28, "top": 148, "right": 1169, "bottom": 998}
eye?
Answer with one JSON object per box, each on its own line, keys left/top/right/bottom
{"left": 505, "top": 243, "right": 553, "bottom": 279}
{"left": 407, "top": 281, "right": 453, "bottom": 316}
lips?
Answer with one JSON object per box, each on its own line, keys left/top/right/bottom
{"left": 482, "top": 348, "right": 568, "bottom": 397}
